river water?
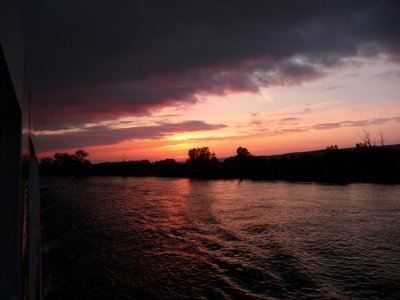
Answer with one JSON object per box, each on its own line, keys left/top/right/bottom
{"left": 41, "top": 177, "right": 400, "bottom": 299}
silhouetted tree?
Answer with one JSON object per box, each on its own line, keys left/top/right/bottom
{"left": 211, "top": 152, "right": 219, "bottom": 163}
{"left": 360, "top": 128, "right": 372, "bottom": 147}
{"left": 326, "top": 145, "right": 338, "bottom": 151}
{"left": 40, "top": 157, "right": 54, "bottom": 166}
{"left": 379, "top": 130, "right": 385, "bottom": 147}
{"left": 74, "top": 149, "right": 90, "bottom": 164}
{"left": 187, "top": 147, "right": 219, "bottom": 172}
{"left": 187, "top": 147, "right": 212, "bottom": 163}
{"left": 39, "top": 150, "right": 91, "bottom": 176}
{"left": 154, "top": 159, "right": 181, "bottom": 176}
{"left": 53, "top": 152, "right": 75, "bottom": 166}
{"left": 236, "top": 147, "right": 251, "bottom": 157}
{"left": 51, "top": 150, "right": 90, "bottom": 166}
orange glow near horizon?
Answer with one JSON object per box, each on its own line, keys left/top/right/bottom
{"left": 36, "top": 58, "right": 400, "bottom": 163}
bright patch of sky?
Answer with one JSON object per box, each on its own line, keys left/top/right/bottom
{"left": 36, "top": 57, "right": 399, "bottom": 162}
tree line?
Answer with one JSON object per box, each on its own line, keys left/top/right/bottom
{"left": 39, "top": 141, "right": 400, "bottom": 183}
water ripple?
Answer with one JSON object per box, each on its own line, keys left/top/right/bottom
{"left": 41, "top": 177, "right": 400, "bottom": 299}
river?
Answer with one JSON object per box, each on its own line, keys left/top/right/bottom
{"left": 41, "top": 177, "right": 400, "bottom": 299}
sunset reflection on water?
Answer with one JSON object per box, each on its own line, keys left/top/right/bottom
{"left": 42, "top": 177, "right": 400, "bottom": 299}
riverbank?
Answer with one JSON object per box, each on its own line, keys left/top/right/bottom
{"left": 40, "top": 146, "right": 400, "bottom": 184}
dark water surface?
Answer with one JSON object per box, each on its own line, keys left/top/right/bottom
{"left": 41, "top": 177, "right": 400, "bottom": 299}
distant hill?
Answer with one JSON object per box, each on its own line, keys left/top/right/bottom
{"left": 259, "top": 144, "right": 400, "bottom": 161}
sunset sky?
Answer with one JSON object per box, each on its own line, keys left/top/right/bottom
{"left": 24, "top": 1, "right": 400, "bottom": 162}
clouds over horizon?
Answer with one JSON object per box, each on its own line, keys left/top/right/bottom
{"left": 35, "top": 120, "right": 227, "bottom": 151}
{"left": 35, "top": 116, "right": 400, "bottom": 154}
{"left": 25, "top": 0, "right": 400, "bottom": 130}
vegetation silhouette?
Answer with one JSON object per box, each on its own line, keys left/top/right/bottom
{"left": 40, "top": 149, "right": 91, "bottom": 176}
{"left": 40, "top": 142, "right": 400, "bottom": 183}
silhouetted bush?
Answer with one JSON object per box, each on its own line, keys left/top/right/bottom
{"left": 39, "top": 145, "right": 400, "bottom": 183}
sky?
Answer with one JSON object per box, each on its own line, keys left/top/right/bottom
{"left": 24, "top": 0, "right": 400, "bottom": 162}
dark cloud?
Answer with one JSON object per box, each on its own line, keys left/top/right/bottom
{"left": 35, "top": 120, "right": 226, "bottom": 151}
{"left": 342, "top": 120, "right": 373, "bottom": 127}
{"left": 342, "top": 117, "right": 397, "bottom": 127}
{"left": 312, "top": 122, "right": 342, "bottom": 130}
{"left": 277, "top": 128, "right": 308, "bottom": 134}
{"left": 262, "top": 116, "right": 400, "bottom": 139}
{"left": 281, "top": 117, "right": 301, "bottom": 122}
{"left": 373, "top": 69, "right": 400, "bottom": 79}
{"left": 249, "top": 116, "right": 399, "bottom": 136}
{"left": 24, "top": 0, "right": 400, "bottom": 130}
{"left": 311, "top": 117, "right": 399, "bottom": 130}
